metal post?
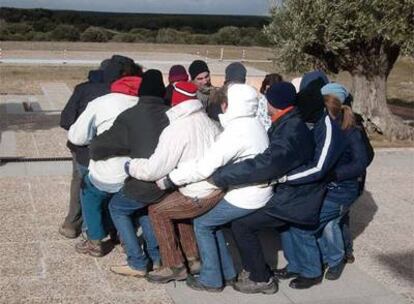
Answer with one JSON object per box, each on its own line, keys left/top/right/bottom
{"left": 205, "top": 50, "right": 209, "bottom": 61}
{"left": 220, "top": 48, "right": 224, "bottom": 61}
{"left": 63, "top": 49, "right": 67, "bottom": 64}
{"left": 0, "top": 48, "right": 2, "bottom": 63}
{"left": 242, "top": 49, "right": 246, "bottom": 62}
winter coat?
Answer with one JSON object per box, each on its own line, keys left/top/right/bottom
{"left": 129, "top": 99, "right": 220, "bottom": 198}
{"left": 89, "top": 96, "right": 170, "bottom": 203}
{"left": 211, "top": 108, "right": 327, "bottom": 226}
{"left": 256, "top": 93, "right": 272, "bottom": 130}
{"left": 283, "top": 112, "right": 346, "bottom": 185}
{"left": 60, "top": 70, "right": 110, "bottom": 166}
{"left": 68, "top": 77, "right": 140, "bottom": 193}
{"left": 169, "top": 84, "right": 273, "bottom": 210}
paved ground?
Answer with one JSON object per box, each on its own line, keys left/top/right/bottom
{"left": 0, "top": 80, "right": 413, "bottom": 303}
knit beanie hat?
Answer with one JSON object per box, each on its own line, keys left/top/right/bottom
{"left": 321, "top": 83, "right": 349, "bottom": 104}
{"left": 171, "top": 81, "right": 198, "bottom": 106}
{"left": 225, "top": 62, "right": 247, "bottom": 84}
{"left": 189, "top": 60, "right": 210, "bottom": 80}
{"left": 265, "top": 82, "right": 297, "bottom": 110}
{"left": 300, "top": 71, "right": 329, "bottom": 91}
{"left": 138, "top": 69, "right": 166, "bottom": 98}
{"left": 168, "top": 65, "right": 188, "bottom": 83}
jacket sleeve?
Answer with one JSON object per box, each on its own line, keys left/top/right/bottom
{"left": 128, "top": 127, "right": 187, "bottom": 181}
{"left": 284, "top": 115, "right": 340, "bottom": 185}
{"left": 169, "top": 132, "right": 243, "bottom": 186}
{"left": 60, "top": 85, "right": 82, "bottom": 130}
{"left": 89, "top": 116, "right": 130, "bottom": 161}
{"left": 67, "top": 101, "right": 97, "bottom": 146}
{"left": 334, "top": 129, "right": 368, "bottom": 181}
{"left": 211, "top": 130, "right": 301, "bottom": 188}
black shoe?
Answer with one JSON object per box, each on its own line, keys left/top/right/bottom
{"left": 345, "top": 253, "right": 355, "bottom": 264}
{"left": 273, "top": 266, "right": 299, "bottom": 280}
{"left": 289, "top": 275, "right": 323, "bottom": 289}
{"left": 186, "top": 274, "right": 223, "bottom": 293}
{"left": 325, "top": 261, "right": 345, "bottom": 280}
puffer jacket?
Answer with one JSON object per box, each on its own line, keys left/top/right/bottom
{"left": 68, "top": 76, "right": 141, "bottom": 193}
{"left": 129, "top": 99, "right": 221, "bottom": 199}
{"left": 169, "top": 84, "right": 273, "bottom": 210}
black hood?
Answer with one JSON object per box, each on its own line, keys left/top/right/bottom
{"left": 296, "top": 78, "right": 326, "bottom": 123}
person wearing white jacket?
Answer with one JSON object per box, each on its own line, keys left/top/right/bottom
{"left": 126, "top": 81, "right": 222, "bottom": 283}
{"left": 159, "top": 84, "right": 274, "bottom": 292}
{"left": 68, "top": 74, "right": 141, "bottom": 257}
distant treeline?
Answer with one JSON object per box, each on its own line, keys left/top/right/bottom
{"left": 0, "top": 7, "right": 271, "bottom": 46}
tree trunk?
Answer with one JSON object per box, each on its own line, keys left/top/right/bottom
{"left": 352, "top": 73, "right": 414, "bottom": 141}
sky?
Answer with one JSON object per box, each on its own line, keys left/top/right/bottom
{"left": 0, "top": 0, "right": 275, "bottom": 16}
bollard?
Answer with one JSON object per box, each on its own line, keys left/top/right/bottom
{"left": 242, "top": 49, "right": 246, "bottom": 62}
{"left": 205, "top": 50, "right": 209, "bottom": 61}
{"left": 63, "top": 49, "right": 67, "bottom": 64}
{"left": 220, "top": 48, "right": 224, "bottom": 61}
{"left": 0, "top": 48, "right": 2, "bottom": 63}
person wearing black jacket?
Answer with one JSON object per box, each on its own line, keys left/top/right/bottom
{"left": 89, "top": 69, "right": 170, "bottom": 277}
{"left": 209, "top": 82, "right": 326, "bottom": 294}
{"left": 59, "top": 55, "right": 139, "bottom": 239}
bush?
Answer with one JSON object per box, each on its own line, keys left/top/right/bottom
{"left": 156, "top": 28, "right": 188, "bottom": 44}
{"left": 32, "top": 31, "right": 51, "bottom": 41}
{"left": 214, "top": 26, "right": 241, "bottom": 45}
{"left": 80, "top": 27, "right": 111, "bottom": 42}
{"left": 111, "top": 33, "right": 136, "bottom": 42}
{"left": 189, "top": 34, "right": 211, "bottom": 45}
{"left": 51, "top": 24, "right": 80, "bottom": 41}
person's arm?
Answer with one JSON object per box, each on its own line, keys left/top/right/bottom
{"left": 60, "top": 85, "right": 83, "bottom": 130}
{"left": 334, "top": 129, "right": 368, "bottom": 181}
{"left": 67, "top": 101, "right": 98, "bottom": 146}
{"left": 169, "top": 132, "right": 243, "bottom": 186}
{"left": 128, "top": 127, "right": 187, "bottom": 181}
{"left": 89, "top": 116, "right": 130, "bottom": 161}
{"left": 284, "top": 115, "right": 343, "bottom": 185}
{"left": 211, "top": 131, "right": 302, "bottom": 188}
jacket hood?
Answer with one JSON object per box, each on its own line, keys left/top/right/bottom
{"left": 300, "top": 70, "right": 329, "bottom": 91}
{"left": 219, "top": 84, "right": 258, "bottom": 127}
{"left": 111, "top": 76, "right": 142, "bottom": 96}
{"left": 296, "top": 78, "right": 326, "bottom": 123}
{"left": 88, "top": 70, "right": 104, "bottom": 83}
{"left": 166, "top": 99, "right": 203, "bottom": 122}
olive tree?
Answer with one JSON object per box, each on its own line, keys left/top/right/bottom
{"left": 265, "top": 0, "right": 414, "bottom": 140}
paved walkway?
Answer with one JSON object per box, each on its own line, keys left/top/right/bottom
{"left": 0, "top": 149, "right": 412, "bottom": 304}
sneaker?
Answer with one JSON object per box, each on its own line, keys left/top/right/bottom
{"left": 188, "top": 259, "right": 201, "bottom": 275}
{"left": 59, "top": 224, "right": 80, "bottom": 239}
{"left": 233, "top": 276, "right": 278, "bottom": 294}
{"left": 75, "top": 239, "right": 104, "bottom": 257}
{"left": 237, "top": 269, "right": 250, "bottom": 282}
{"left": 186, "top": 274, "right": 223, "bottom": 293}
{"left": 147, "top": 266, "right": 188, "bottom": 284}
{"left": 289, "top": 275, "right": 323, "bottom": 289}
{"left": 273, "top": 266, "right": 299, "bottom": 280}
{"left": 224, "top": 277, "right": 237, "bottom": 287}
{"left": 325, "top": 261, "right": 346, "bottom": 280}
{"left": 110, "top": 265, "right": 146, "bottom": 277}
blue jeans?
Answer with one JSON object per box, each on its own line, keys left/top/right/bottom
{"left": 194, "top": 199, "right": 254, "bottom": 288}
{"left": 109, "top": 191, "right": 160, "bottom": 271}
{"left": 282, "top": 182, "right": 359, "bottom": 277}
{"left": 81, "top": 175, "right": 113, "bottom": 240}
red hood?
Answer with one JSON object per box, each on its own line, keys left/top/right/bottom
{"left": 111, "top": 76, "right": 142, "bottom": 96}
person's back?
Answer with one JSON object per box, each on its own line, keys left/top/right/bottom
{"left": 128, "top": 81, "right": 220, "bottom": 198}
{"left": 68, "top": 76, "right": 141, "bottom": 193}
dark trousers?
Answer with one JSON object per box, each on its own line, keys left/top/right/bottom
{"left": 231, "top": 208, "right": 285, "bottom": 282}
{"left": 63, "top": 153, "right": 88, "bottom": 230}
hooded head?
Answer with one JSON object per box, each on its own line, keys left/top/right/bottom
{"left": 88, "top": 70, "right": 104, "bottom": 83}
{"left": 171, "top": 81, "right": 198, "bottom": 106}
{"left": 139, "top": 69, "right": 166, "bottom": 98}
{"left": 111, "top": 76, "right": 142, "bottom": 96}
{"left": 299, "top": 70, "right": 329, "bottom": 91}
{"left": 102, "top": 55, "right": 143, "bottom": 84}
{"left": 168, "top": 65, "right": 188, "bottom": 83}
{"left": 225, "top": 62, "right": 247, "bottom": 84}
{"left": 219, "top": 84, "right": 258, "bottom": 127}
{"left": 296, "top": 71, "right": 329, "bottom": 123}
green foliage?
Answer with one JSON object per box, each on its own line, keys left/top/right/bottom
{"left": 156, "top": 28, "right": 189, "bottom": 44}
{"left": 265, "top": 0, "right": 414, "bottom": 74}
{"left": 214, "top": 26, "right": 241, "bottom": 45}
{"left": 51, "top": 24, "right": 80, "bottom": 41}
{"left": 111, "top": 33, "right": 136, "bottom": 43}
{"left": 80, "top": 27, "right": 111, "bottom": 42}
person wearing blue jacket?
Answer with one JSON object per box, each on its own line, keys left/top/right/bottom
{"left": 210, "top": 82, "right": 326, "bottom": 294}
{"left": 275, "top": 83, "right": 369, "bottom": 286}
